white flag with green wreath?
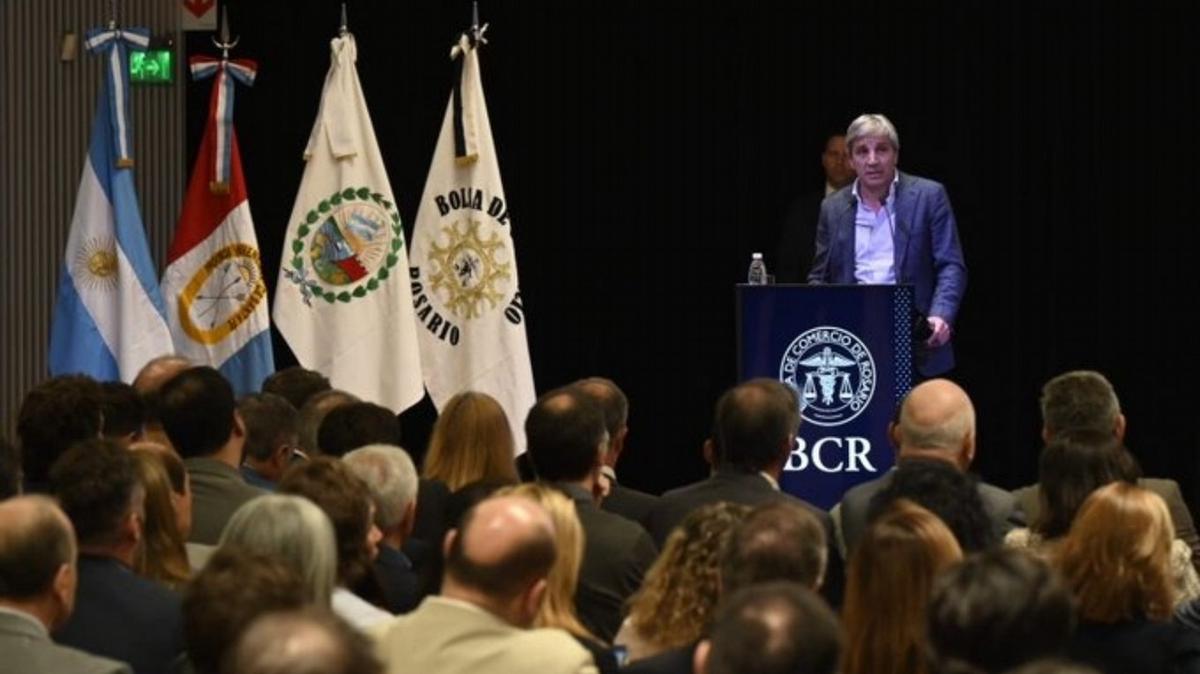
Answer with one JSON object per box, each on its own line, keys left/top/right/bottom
{"left": 273, "top": 33, "right": 423, "bottom": 412}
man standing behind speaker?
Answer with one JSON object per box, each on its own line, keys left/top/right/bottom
{"left": 807, "top": 114, "right": 967, "bottom": 377}
{"left": 776, "top": 133, "right": 856, "bottom": 283}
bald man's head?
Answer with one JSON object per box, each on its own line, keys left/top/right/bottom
{"left": 444, "top": 495, "right": 556, "bottom": 603}
{"left": 895, "top": 379, "right": 976, "bottom": 467}
{"left": 0, "top": 496, "right": 76, "bottom": 600}
{"left": 132, "top": 355, "right": 192, "bottom": 394}
{"left": 229, "top": 608, "right": 382, "bottom": 674}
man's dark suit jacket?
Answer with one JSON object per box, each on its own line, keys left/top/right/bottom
{"left": 644, "top": 469, "right": 844, "bottom": 607}
{"left": 623, "top": 644, "right": 696, "bottom": 674}
{"left": 371, "top": 543, "right": 423, "bottom": 615}
{"left": 601, "top": 481, "right": 658, "bottom": 530}
{"left": 560, "top": 483, "right": 658, "bottom": 644}
{"left": 54, "top": 555, "right": 185, "bottom": 674}
{"left": 836, "top": 467, "right": 1022, "bottom": 555}
{"left": 776, "top": 188, "right": 824, "bottom": 283}
{"left": 808, "top": 172, "right": 967, "bottom": 376}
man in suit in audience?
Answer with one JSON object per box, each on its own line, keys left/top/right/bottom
{"left": 627, "top": 499, "right": 831, "bottom": 674}
{"left": 526, "top": 386, "right": 659, "bottom": 642}
{"left": 237, "top": 392, "right": 301, "bottom": 492}
{"left": 835, "top": 378, "right": 1021, "bottom": 557}
{"left": 131, "top": 354, "right": 192, "bottom": 451}
{"left": 644, "top": 379, "right": 842, "bottom": 604}
{"left": 0, "top": 495, "right": 132, "bottom": 674}
{"left": 1012, "top": 370, "right": 1200, "bottom": 569}
{"left": 694, "top": 583, "right": 841, "bottom": 674}
{"left": 372, "top": 495, "right": 597, "bottom": 674}
{"left": 344, "top": 444, "right": 425, "bottom": 614}
{"left": 574, "top": 377, "right": 659, "bottom": 528}
{"left": 158, "top": 366, "right": 264, "bottom": 545}
{"left": 50, "top": 439, "right": 185, "bottom": 674}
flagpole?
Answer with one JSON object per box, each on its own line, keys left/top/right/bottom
{"left": 339, "top": 3, "right": 348, "bottom": 36}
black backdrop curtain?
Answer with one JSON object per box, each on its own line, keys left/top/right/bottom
{"left": 186, "top": 1, "right": 1200, "bottom": 501}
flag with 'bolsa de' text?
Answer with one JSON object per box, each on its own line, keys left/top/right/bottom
{"left": 409, "top": 29, "right": 536, "bottom": 451}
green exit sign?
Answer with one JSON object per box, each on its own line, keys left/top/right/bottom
{"left": 130, "top": 49, "right": 174, "bottom": 85}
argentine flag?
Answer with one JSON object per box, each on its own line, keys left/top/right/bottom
{"left": 49, "top": 27, "right": 173, "bottom": 381}
{"left": 161, "top": 55, "right": 274, "bottom": 395}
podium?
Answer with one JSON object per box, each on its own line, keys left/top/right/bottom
{"left": 736, "top": 284, "right": 915, "bottom": 509}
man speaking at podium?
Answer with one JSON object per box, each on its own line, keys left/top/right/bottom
{"left": 807, "top": 114, "right": 967, "bottom": 377}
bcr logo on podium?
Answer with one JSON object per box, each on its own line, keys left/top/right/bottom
{"left": 779, "top": 326, "right": 879, "bottom": 474}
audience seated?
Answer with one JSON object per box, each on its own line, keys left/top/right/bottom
{"left": 837, "top": 379, "right": 1020, "bottom": 556}
{"left": 616, "top": 502, "right": 749, "bottom": 663}
{"left": 16, "top": 374, "right": 103, "bottom": 494}
{"left": 1057, "top": 482, "right": 1200, "bottom": 674}
{"left": 644, "top": 378, "right": 841, "bottom": 604}
{"left": 319, "top": 402, "right": 401, "bottom": 458}
{"left": 218, "top": 494, "right": 337, "bottom": 605}
{"left": 573, "top": 377, "right": 658, "bottom": 528}
{"left": 98, "top": 381, "right": 146, "bottom": 446}
{"left": 525, "top": 385, "right": 658, "bottom": 642}
{"left": 867, "top": 458, "right": 999, "bottom": 553}
{"left": 182, "top": 547, "right": 308, "bottom": 674}
{"left": 501, "top": 482, "right": 620, "bottom": 673}
{"left": 131, "top": 354, "right": 192, "bottom": 450}
{"left": 694, "top": 582, "right": 841, "bottom": 674}
{"left": 261, "top": 365, "right": 332, "bottom": 411}
{"left": 1006, "top": 429, "right": 1200, "bottom": 605}
{"left": 0, "top": 495, "right": 132, "bottom": 674}
{"left": 371, "top": 495, "right": 597, "bottom": 674}
{"left": 129, "top": 448, "right": 191, "bottom": 589}
{"left": 1014, "top": 370, "right": 1200, "bottom": 570}
{"left": 228, "top": 608, "right": 383, "bottom": 674}
{"left": 422, "top": 390, "right": 518, "bottom": 491}
{"left": 626, "top": 500, "right": 830, "bottom": 674}
{"left": 842, "top": 499, "right": 962, "bottom": 674}
{"left": 297, "top": 389, "right": 359, "bottom": 457}
{"left": 50, "top": 438, "right": 185, "bottom": 674}
{"left": 928, "top": 548, "right": 1076, "bottom": 674}
{"left": 280, "top": 458, "right": 391, "bottom": 630}
{"left": 237, "top": 392, "right": 301, "bottom": 491}
{"left": 158, "top": 366, "right": 264, "bottom": 545}
{"left": 344, "top": 444, "right": 424, "bottom": 614}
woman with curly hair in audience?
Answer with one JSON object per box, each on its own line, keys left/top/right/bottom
{"left": 130, "top": 445, "right": 192, "bottom": 588}
{"left": 1057, "top": 482, "right": 1200, "bottom": 674}
{"left": 500, "top": 482, "right": 619, "bottom": 674}
{"left": 423, "top": 391, "right": 518, "bottom": 491}
{"left": 615, "top": 501, "right": 750, "bottom": 663}
{"left": 842, "top": 498, "right": 963, "bottom": 674}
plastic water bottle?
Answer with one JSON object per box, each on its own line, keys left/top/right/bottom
{"left": 747, "top": 252, "right": 768, "bottom": 285}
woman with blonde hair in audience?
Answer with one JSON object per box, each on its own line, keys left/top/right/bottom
{"left": 423, "top": 391, "right": 517, "bottom": 491}
{"left": 1006, "top": 430, "right": 1200, "bottom": 605}
{"left": 499, "top": 482, "right": 618, "bottom": 674}
{"left": 218, "top": 494, "right": 338, "bottom": 606}
{"left": 615, "top": 501, "right": 749, "bottom": 663}
{"left": 842, "top": 499, "right": 963, "bottom": 674}
{"left": 130, "top": 447, "right": 192, "bottom": 589}
{"left": 1057, "top": 482, "right": 1200, "bottom": 674}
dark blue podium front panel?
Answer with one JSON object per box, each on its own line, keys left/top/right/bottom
{"left": 737, "top": 284, "right": 914, "bottom": 509}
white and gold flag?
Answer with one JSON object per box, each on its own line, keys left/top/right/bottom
{"left": 410, "top": 32, "right": 536, "bottom": 450}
